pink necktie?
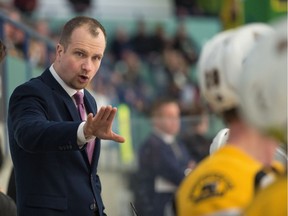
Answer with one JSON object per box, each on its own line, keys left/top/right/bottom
{"left": 73, "top": 91, "right": 95, "bottom": 164}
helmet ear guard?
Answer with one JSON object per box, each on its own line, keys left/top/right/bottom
{"left": 209, "top": 128, "right": 230, "bottom": 154}
{"left": 198, "top": 23, "right": 274, "bottom": 114}
{"left": 238, "top": 18, "right": 287, "bottom": 144}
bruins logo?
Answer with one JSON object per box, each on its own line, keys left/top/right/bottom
{"left": 189, "top": 173, "right": 233, "bottom": 203}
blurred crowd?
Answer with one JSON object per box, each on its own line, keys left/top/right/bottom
{"left": 0, "top": 3, "right": 204, "bottom": 117}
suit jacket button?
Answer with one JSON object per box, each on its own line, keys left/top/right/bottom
{"left": 90, "top": 203, "right": 97, "bottom": 211}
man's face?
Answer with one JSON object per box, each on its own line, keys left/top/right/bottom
{"left": 54, "top": 25, "right": 106, "bottom": 90}
{"left": 155, "top": 103, "right": 181, "bottom": 135}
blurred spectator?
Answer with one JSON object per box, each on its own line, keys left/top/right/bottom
{"left": 92, "top": 54, "right": 122, "bottom": 108}
{"left": 67, "top": 0, "right": 91, "bottom": 13}
{"left": 2, "top": 7, "right": 54, "bottom": 67}
{"left": 180, "top": 107, "right": 212, "bottom": 163}
{"left": 115, "top": 50, "right": 152, "bottom": 113}
{"left": 3, "top": 7, "right": 25, "bottom": 58}
{"left": 172, "top": 23, "right": 199, "bottom": 65}
{"left": 173, "top": 0, "right": 202, "bottom": 17}
{"left": 13, "top": 0, "right": 37, "bottom": 17}
{"left": 155, "top": 48, "right": 198, "bottom": 113}
{"left": 162, "top": 48, "right": 187, "bottom": 99}
{"left": 149, "top": 23, "right": 167, "bottom": 57}
{"left": 109, "top": 27, "right": 131, "bottom": 62}
{"left": 29, "top": 19, "right": 52, "bottom": 67}
{"left": 179, "top": 83, "right": 200, "bottom": 115}
{"left": 130, "top": 20, "right": 151, "bottom": 60}
{"left": 134, "top": 98, "right": 196, "bottom": 216}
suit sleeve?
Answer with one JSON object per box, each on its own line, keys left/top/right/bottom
{"left": 8, "top": 83, "right": 81, "bottom": 153}
{"left": 154, "top": 144, "right": 187, "bottom": 185}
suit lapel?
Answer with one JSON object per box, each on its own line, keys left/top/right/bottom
{"left": 63, "top": 97, "right": 81, "bottom": 121}
{"left": 40, "top": 69, "right": 81, "bottom": 121}
{"left": 83, "top": 89, "right": 97, "bottom": 115}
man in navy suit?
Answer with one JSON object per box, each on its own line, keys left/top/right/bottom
{"left": 134, "top": 98, "right": 195, "bottom": 216}
{"left": 7, "top": 16, "right": 125, "bottom": 216}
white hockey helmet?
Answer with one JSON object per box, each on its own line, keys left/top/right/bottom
{"left": 238, "top": 18, "right": 287, "bottom": 143}
{"left": 198, "top": 23, "right": 274, "bottom": 113}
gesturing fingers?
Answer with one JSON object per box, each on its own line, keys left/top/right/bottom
{"left": 101, "top": 105, "right": 113, "bottom": 121}
{"left": 94, "top": 106, "right": 106, "bottom": 121}
{"left": 107, "top": 107, "right": 117, "bottom": 122}
{"left": 94, "top": 106, "right": 115, "bottom": 121}
{"left": 86, "top": 106, "right": 124, "bottom": 141}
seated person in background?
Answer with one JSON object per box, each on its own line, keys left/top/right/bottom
{"left": 173, "top": 23, "right": 283, "bottom": 216}
{"left": 180, "top": 105, "right": 211, "bottom": 163}
{"left": 134, "top": 98, "right": 195, "bottom": 216}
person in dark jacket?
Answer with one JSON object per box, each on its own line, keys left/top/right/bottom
{"left": 134, "top": 98, "right": 195, "bottom": 216}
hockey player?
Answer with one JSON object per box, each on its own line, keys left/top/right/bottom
{"left": 238, "top": 18, "right": 287, "bottom": 216}
{"left": 174, "top": 23, "right": 283, "bottom": 216}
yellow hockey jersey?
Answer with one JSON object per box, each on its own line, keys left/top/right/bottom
{"left": 175, "top": 145, "right": 276, "bottom": 216}
{"left": 244, "top": 176, "right": 287, "bottom": 216}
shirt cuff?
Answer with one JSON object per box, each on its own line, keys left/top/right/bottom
{"left": 77, "top": 122, "right": 96, "bottom": 148}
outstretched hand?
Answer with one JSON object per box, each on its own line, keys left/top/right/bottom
{"left": 83, "top": 106, "right": 125, "bottom": 143}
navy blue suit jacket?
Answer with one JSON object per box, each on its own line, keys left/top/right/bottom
{"left": 8, "top": 69, "right": 106, "bottom": 216}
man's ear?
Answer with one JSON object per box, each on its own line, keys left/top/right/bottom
{"left": 56, "top": 43, "right": 64, "bottom": 58}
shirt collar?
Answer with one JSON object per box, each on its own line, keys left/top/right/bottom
{"left": 49, "top": 64, "right": 84, "bottom": 97}
{"left": 154, "top": 128, "right": 176, "bottom": 145}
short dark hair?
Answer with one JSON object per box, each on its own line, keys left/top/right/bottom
{"left": 59, "top": 16, "right": 107, "bottom": 50}
{"left": 150, "top": 97, "right": 178, "bottom": 117}
{"left": 221, "top": 108, "right": 241, "bottom": 124}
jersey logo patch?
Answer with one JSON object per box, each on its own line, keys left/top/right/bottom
{"left": 189, "top": 173, "right": 233, "bottom": 203}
